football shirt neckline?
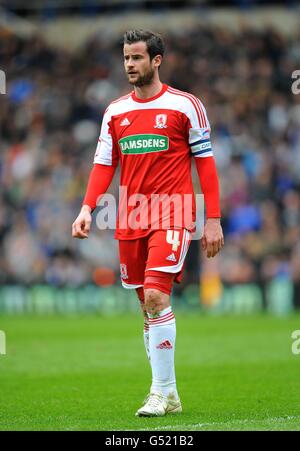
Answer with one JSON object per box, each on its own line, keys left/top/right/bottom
{"left": 131, "top": 83, "right": 168, "bottom": 103}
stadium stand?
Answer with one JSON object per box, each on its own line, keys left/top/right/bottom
{"left": 1, "top": 9, "right": 300, "bottom": 311}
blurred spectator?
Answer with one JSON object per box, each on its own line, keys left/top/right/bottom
{"left": 0, "top": 26, "right": 299, "bottom": 308}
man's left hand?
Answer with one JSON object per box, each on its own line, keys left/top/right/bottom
{"left": 201, "top": 218, "right": 224, "bottom": 258}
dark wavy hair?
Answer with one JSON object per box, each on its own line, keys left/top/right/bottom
{"left": 123, "top": 30, "right": 165, "bottom": 62}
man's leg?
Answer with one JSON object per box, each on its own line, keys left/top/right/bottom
{"left": 135, "top": 229, "right": 191, "bottom": 417}
{"left": 119, "top": 238, "right": 151, "bottom": 364}
{"left": 135, "top": 271, "right": 182, "bottom": 417}
{"left": 136, "top": 287, "right": 150, "bottom": 363}
{"left": 144, "top": 272, "right": 178, "bottom": 400}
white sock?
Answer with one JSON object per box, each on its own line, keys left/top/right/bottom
{"left": 138, "top": 298, "right": 151, "bottom": 363}
{"left": 143, "top": 320, "right": 150, "bottom": 362}
{"left": 148, "top": 306, "right": 178, "bottom": 398}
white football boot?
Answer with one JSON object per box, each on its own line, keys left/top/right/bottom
{"left": 136, "top": 392, "right": 182, "bottom": 417}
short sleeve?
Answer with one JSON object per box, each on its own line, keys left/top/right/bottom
{"left": 93, "top": 108, "right": 119, "bottom": 167}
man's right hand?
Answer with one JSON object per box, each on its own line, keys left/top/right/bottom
{"left": 72, "top": 205, "right": 92, "bottom": 239}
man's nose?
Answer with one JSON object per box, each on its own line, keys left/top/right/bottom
{"left": 126, "top": 59, "right": 134, "bottom": 68}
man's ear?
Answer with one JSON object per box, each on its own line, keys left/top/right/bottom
{"left": 153, "top": 55, "right": 162, "bottom": 68}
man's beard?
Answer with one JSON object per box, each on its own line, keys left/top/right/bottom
{"left": 129, "top": 67, "right": 155, "bottom": 87}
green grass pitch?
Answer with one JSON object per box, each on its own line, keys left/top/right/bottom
{"left": 0, "top": 313, "right": 300, "bottom": 431}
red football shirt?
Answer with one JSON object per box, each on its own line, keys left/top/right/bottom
{"left": 93, "top": 84, "right": 213, "bottom": 240}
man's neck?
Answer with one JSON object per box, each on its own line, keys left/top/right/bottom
{"left": 134, "top": 79, "right": 163, "bottom": 100}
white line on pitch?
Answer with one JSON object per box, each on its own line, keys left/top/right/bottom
{"left": 132, "top": 415, "right": 300, "bottom": 431}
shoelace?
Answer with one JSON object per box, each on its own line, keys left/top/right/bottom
{"left": 146, "top": 393, "right": 165, "bottom": 409}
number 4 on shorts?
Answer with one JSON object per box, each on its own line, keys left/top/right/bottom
{"left": 166, "top": 230, "right": 180, "bottom": 252}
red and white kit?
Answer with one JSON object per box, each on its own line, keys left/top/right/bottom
{"left": 119, "top": 228, "right": 192, "bottom": 293}
{"left": 87, "top": 83, "right": 220, "bottom": 289}
{"left": 94, "top": 84, "right": 213, "bottom": 238}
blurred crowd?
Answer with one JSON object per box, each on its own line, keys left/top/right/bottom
{"left": 0, "top": 25, "right": 300, "bottom": 305}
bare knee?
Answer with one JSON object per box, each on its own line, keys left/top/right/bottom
{"left": 144, "top": 289, "right": 170, "bottom": 315}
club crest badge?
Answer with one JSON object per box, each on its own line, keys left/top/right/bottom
{"left": 154, "top": 114, "right": 167, "bottom": 129}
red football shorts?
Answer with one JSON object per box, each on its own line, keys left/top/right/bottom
{"left": 119, "top": 228, "right": 192, "bottom": 295}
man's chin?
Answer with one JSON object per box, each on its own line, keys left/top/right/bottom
{"left": 127, "top": 74, "right": 154, "bottom": 87}
{"left": 127, "top": 75, "right": 139, "bottom": 85}
{"left": 131, "top": 79, "right": 152, "bottom": 88}
{"left": 128, "top": 78, "right": 141, "bottom": 86}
